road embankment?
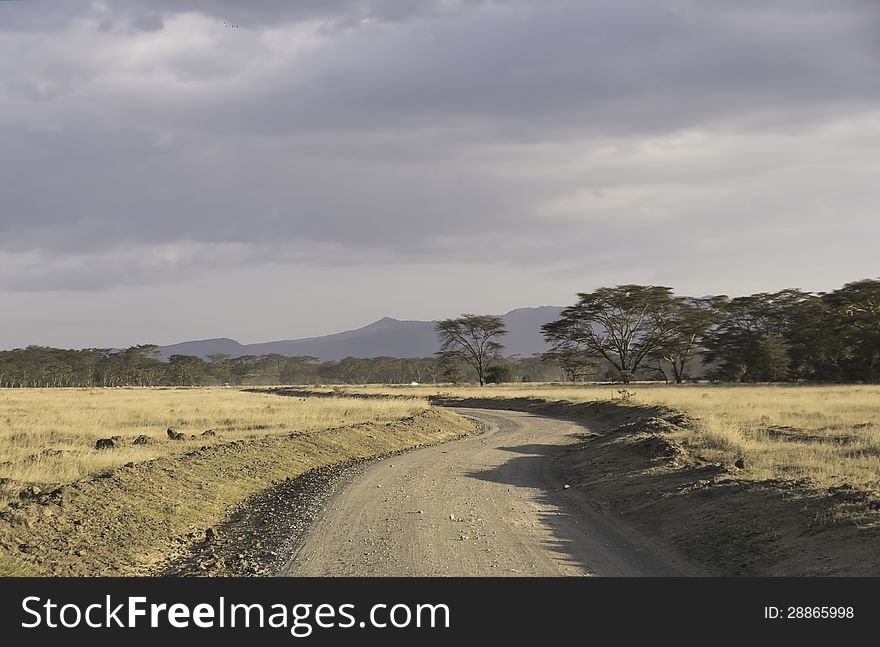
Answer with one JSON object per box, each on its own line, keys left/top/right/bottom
{"left": 0, "top": 407, "right": 476, "bottom": 576}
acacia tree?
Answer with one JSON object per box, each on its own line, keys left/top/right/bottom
{"left": 540, "top": 348, "right": 596, "bottom": 382}
{"left": 168, "top": 354, "right": 206, "bottom": 386}
{"left": 435, "top": 314, "right": 506, "bottom": 386}
{"left": 439, "top": 354, "right": 466, "bottom": 385}
{"left": 542, "top": 285, "right": 697, "bottom": 384}
{"left": 823, "top": 279, "right": 880, "bottom": 381}
{"left": 650, "top": 297, "right": 720, "bottom": 383}
{"left": 703, "top": 289, "right": 809, "bottom": 382}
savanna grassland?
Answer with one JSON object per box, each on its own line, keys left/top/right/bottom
{"left": 2, "top": 382, "right": 878, "bottom": 576}
{"left": 339, "top": 383, "right": 880, "bottom": 494}
{"left": 0, "top": 387, "right": 476, "bottom": 575}
{"left": 0, "top": 387, "right": 428, "bottom": 497}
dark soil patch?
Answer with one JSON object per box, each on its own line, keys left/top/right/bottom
{"left": 155, "top": 460, "right": 367, "bottom": 576}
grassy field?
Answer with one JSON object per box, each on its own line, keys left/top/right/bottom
{"left": 0, "top": 387, "right": 428, "bottom": 496}
{"left": 338, "top": 383, "right": 880, "bottom": 493}
{"left": 0, "top": 387, "right": 475, "bottom": 576}
{"left": 7, "top": 384, "right": 874, "bottom": 495}
{"left": 2, "top": 383, "right": 877, "bottom": 576}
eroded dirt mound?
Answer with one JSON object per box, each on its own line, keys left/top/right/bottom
{"left": 0, "top": 408, "right": 476, "bottom": 576}
{"left": 567, "top": 412, "right": 880, "bottom": 576}
{"left": 434, "top": 395, "right": 880, "bottom": 575}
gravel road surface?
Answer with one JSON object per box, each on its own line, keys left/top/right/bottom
{"left": 282, "top": 408, "right": 703, "bottom": 576}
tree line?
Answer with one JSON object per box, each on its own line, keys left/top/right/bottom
{"left": 437, "top": 278, "right": 880, "bottom": 385}
{"left": 0, "top": 346, "right": 560, "bottom": 388}
{"left": 2, "top": 277, "right": 877, "bottom": 387}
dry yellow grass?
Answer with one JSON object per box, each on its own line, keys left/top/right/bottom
{"left": 340, "top": 383, "right": 880, "bottom": 493}
{"left": 0, "top": 389, "right": 471, "bottom": 577}
{"left": 0, "top": 387, "right": 427, "bottom": 491}
{"left": 4, "top": 383, "right": 878, "bottom": 499}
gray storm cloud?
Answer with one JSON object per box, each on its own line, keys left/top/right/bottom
{"left": 0, "top": 1, "right": 878, "bottom": 345}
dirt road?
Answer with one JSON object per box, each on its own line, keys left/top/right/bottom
{"left": 281, "top": 408, "right": 705, "bottom": 576}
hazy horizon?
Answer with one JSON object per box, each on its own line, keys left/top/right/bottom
{"left": 3, "top": 1, "right": 878, "bottom": 349}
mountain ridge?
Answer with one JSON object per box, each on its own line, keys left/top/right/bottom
{"left": 156, "top": 306, "right": 563, "bottom": 361}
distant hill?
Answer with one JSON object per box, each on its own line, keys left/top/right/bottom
{"left": 157, "top": 306, "right": 564, "bottom": 361}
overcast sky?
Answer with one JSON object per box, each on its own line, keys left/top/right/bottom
{"left": 2, "top": 0, "right": 879, "bottom": 348}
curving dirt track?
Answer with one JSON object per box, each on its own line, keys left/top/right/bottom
{"left": 281, "top": 408, "right": 706, "bottom": 577}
